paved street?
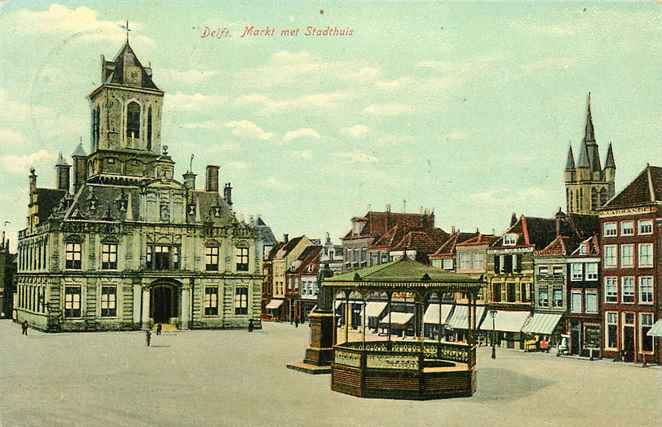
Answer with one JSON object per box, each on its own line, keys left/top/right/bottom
{"left": 0, "top": 320, "right": 660, "bottom": 427}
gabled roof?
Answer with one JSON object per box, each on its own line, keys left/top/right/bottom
{"left": 536, "top": 235, "right": 572, "bottom": 257}
{"left": 390, "top": 230, "right": 441, "bottom": 254}
{"left": 455, "top": 233, "right": 498, "bottom": 248}
{"left": 342, "top": 210, "right": 435, "bottom": 241}
{"left": 293, "top": 246, "right": 322, "bottom": 275}
{"left": 430, "top": 231, "right": 477, "bottom": 258}
{"left": 602, "top": 165, "right": 662, "bottom": 209}
{"left": 276, "top": 236, "right": 305, "bottom": 258}
{"left": 569, "top": 235, "right": 600, "bottom": 257}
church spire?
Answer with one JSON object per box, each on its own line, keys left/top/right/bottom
{"left": 565, "top": 145, "right": 575, "bottom": 171}
{"left": 584, "top": 92, "right": 595, "bottom": 143}
{"left": 604, "top": 142, "right": 615, "bottom": 169}
{"left": 576, "top": 139, "right": 590, "bottom": 168}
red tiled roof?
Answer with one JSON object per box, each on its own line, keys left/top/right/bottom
{"left": 603, "top": 165, "right": 662, "bottom": 209}
{"left": 455, "top": 233, "right": 497, "bottom": 247}
{"left": 342, "top": 210, "right": 435, "bottom": 241}
{"left": 430, "top": 231, "right": 477, "bottom": 258}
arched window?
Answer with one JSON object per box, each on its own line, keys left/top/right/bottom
{"left": 591, "top": 188, "right": 599, "bottom": 209}
{"left": 147, "top": 106, "right": 153, "bottom": 151}
{"left": 575, "top": 190, "right": 580, "bottom": 211}
{"left": 600, "top": 188, "right": 608, "bottom": 206}
{"left": 126, "top": 101, "right": 141, "bottom": 139}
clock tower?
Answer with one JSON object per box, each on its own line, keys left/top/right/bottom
{"left": 86, "top": 40, "right": 165, "bottom": 184}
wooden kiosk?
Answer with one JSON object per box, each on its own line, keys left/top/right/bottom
{"left": 325, "top": 257, "right": 484, "bottom": 400}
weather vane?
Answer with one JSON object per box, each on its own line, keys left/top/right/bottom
{"left": 120, "top": 20, "right": 131, "bottom": 42}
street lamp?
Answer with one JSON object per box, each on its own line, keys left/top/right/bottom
{"left": 490, "top": 309, "right": 497, "bottom": 359}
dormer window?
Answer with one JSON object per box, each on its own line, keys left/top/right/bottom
{"left": 503, "top": 233, "right": 518, "bottom": 246}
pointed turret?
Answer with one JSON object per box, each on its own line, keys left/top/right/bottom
{"left": 564, "top": 144, "right": 576, "bottom": 184}
{"left": 55, "top": 152, "right": 71, "bottom": 192}
{"left": 604, "top": 142, "right": 616, "bottom": 186}
{"left": 604, "top": 142, "right": 615, "bottom": 170}
{"left": 565, "top": 145, "right": 575, "bottom": 171}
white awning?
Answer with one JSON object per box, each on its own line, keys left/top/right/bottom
{"left": 521, "top": 313, "right": 563, "bottom": 335}
{"left": 479, "top": 310, "right": 530, "bottom": 333}
{"left": 365, "top": 302, "right": 388, "bottom": 318}
{"left": 446, "top": 305, "right": 486, "bottom": 330}
{"left": 423, "top": 304, "right": 453, "bottom": 324}
{"left": 379, "top": 312, "right": 414, "bottom": 326}
{"left": 648, "top": 319, "right": 662, "bottom": 337}
{"left": 265, "top": 299, "right": 284, "bottom": 310}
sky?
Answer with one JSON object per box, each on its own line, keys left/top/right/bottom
{"left": 1, "top": 1, "right": 662, "bottom": 251}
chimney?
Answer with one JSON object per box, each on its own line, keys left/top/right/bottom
{"left": 555, "top": 207, "right": 565, "bottom": 237}
{"left": 29, "top": 168, "right": 37, "bottom": 193}
{"left": 55, "top": 153, "right": 71, "bottom": 192}
{"left": 205, "top": 165, "right": 220, "bottom": 192}
{"left": 224, "top": 182, "right": 233, "bottom": 206}
{"left": 183, "top": 171, "right": 197, "bottom": 190}
{"left": 510, "top": 212, "right": 517, "bottom": 227}
{"left": 386, "top": 203, "right": 391, "bottom": 213}
{"left": 283, "top": 233, "right": 289, "bottom": 243}
{"left": 72, "top": 141, "right": 88, "bottom": 193}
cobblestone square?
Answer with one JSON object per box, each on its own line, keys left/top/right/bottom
{"left": 0, "top": 320, "right": 660, "bottom": 427}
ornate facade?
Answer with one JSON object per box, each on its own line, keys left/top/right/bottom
{"left": 564, "top": 93, "right": 616, "bottom": 215}
{"left": 15, "top": 40, "right": 263, "bottom": 332}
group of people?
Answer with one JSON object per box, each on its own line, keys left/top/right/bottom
{"left": 144, "top": 323, "right": 163, "bottom": 346}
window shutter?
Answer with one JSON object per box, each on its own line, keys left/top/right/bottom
{"left": 494, "top": 255, "right": 500, "bottom": 273}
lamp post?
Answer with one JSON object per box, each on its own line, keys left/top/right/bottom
{"left": 490, "top": 309, "right": 497, "bottom": 359}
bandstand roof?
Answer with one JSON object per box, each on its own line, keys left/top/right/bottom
{"left": 324, "top": 257, "right": 483, "bottom": 290}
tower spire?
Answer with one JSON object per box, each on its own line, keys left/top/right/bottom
{"left": 605, "top": 141, "right": 615, "bottom": 169}
{"left": 121, "top": 20, "right": 131, "bottom": 43}
{"left": 565, "top": 144, "right": 575, "bottom": 171}
{"left": 584, "top": 91, "right": 595, "bottom": 143}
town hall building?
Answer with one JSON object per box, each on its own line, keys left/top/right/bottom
{"left": 15, "top": 39, "right": 264, "bottom": 332}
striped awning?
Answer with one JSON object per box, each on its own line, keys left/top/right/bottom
{"left": 379, "top": 312, "right": 414, "bottom": 326}
{"left": 521, "top": 313, "right": 563, "bottom": 335}
{"left": 446, "top": 305, "right": 485, "bottom": 330}
{"left": 648, "top": 319, "right": 662, "bottom": 337}
{"left": 479, "top": 310, "right": 530, "bottom": 333}
{"left": 423, "top": 304, "right": 453, "bottom": 324}
{"left": 265, "top": 299, "right": 284, "bottom": 310}
{"left": 365, "top": 302, "right": 388, "bottom": 318}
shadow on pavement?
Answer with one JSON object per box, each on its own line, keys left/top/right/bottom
{"left": 472, "top": 367, "right": 556, "bottom": 402}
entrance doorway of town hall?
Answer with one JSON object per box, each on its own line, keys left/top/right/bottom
{"left": 150, "top": 283, "right": 179, "bottom": 325}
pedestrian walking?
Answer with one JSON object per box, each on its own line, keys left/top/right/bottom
{"left": 248, "top": 318, "right": 254, "bottom": 333}
{"left": 145, "top": 329, "right": 152, "bottom": 347}
{"left": 295, "top": 318, "right": 299, "bottom": 328}
{"left": 21, "top": 320, "right": 28, "bottom": 336}
{"left": 156, "top": 323, "right": 162, "bottom": 336}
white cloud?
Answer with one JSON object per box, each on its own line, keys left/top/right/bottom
{"left": 180, "top": 121, "right": 222, "bottom": 130}
{"left": 290, "top": 150, "right": 312, "bottom": 160}
{"left": 0, "top": 128, "right": 28, "bottom": 146}
{"left": 11, "top": 4, "right": 153, "bottom": 46}
{"left": 335, "top": 150, "right": 378, "bottom": 164}
{"left": 225, "top": 120, "right": 272, "bottom": 140}
{"left": 376, "top": 135, "right": 414, "bottom": 146}
{"left": 282, "top": 128, "right": 320, "bottom": 143}
{"left": 363, "top": 103, "right": 414, "bottom": 116}
{"left": 0, "top": 149, "right": 56, "bottom": 175}
{"left": 445, "top": 131, "right": 469, "bottom": 141}
{"left": 165, "top": 92, "right": 227, "bottom": 112}
{"left": 237, "top": 50, "right": 380, "bottom": 90}
{"left": 468, "top": 187, "right": 549, "bottom": 211}
{"left": 236, "top": 92, "right": 350, "bottom": 113}
{"left": 522, "top": 57, "right": 576, "bottom": 74}
{"left": 340, "top": 124, "right": 371, "bottom": 139}
{"left": 160, "top": 68, "right": 220, "bottom": 86}
{"left": 259, "top": 176, "right": 290, "bottom": 191}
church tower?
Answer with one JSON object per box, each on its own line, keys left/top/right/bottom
{"left": 564, "top": 93, "right": 616, "bottom": 214}
{"left": 86, "top": 36, "right": 166, "bottom": 185}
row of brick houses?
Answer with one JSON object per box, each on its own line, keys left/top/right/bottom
{"left": 323, "top": 94, "right": 662, "bottom": 365}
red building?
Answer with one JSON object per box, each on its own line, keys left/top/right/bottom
{"left": 598, "top": 165, "right": 662, "bottom": 364}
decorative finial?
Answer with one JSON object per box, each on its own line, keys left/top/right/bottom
{"left": 189, "top": 154, "right": 194, "bottom": 173}
{"left": 162, "top": 145, "right": 168, "bottom": 156}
